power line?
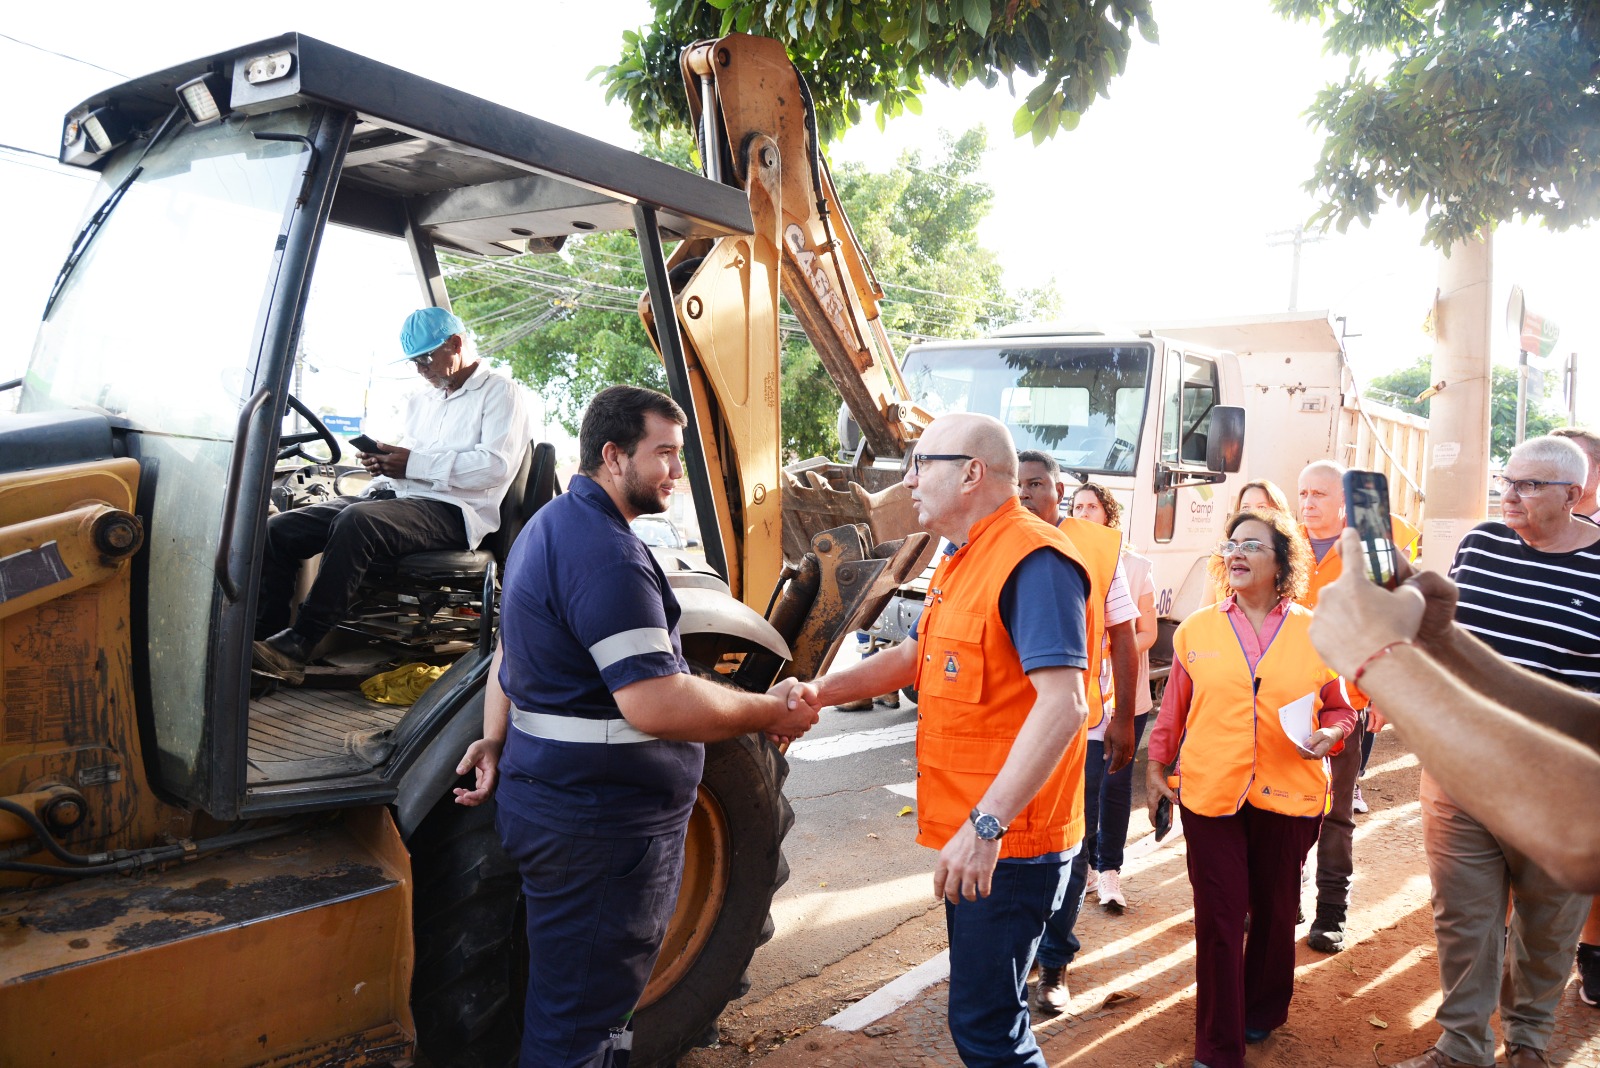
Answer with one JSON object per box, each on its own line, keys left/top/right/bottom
{"left": 0, "top": 32, "right": 129, "bottom": 79}
{"left": 0, "top": 144, "right": 95, "bottom": 182}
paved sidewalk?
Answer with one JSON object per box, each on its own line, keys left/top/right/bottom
{"left": 751, "top": 740, "right": 1600, "bottom": 1067}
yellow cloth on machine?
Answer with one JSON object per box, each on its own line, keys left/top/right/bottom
{"left": 361, "top": 663, "right": 447, "bottom": 706}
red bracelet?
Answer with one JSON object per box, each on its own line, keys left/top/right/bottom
{"left": 1352, "top": 640, "right": 1411, "bottom": 687}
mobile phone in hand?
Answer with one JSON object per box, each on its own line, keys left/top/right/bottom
{"left": 1343, "top": 469, "right": 1398, "bottom": 589}
{"left": 1154, "top": 796, "right": 1173, "bottom": 841}
{"left": 349, "top": 433, "right": 386, "bottom": 454}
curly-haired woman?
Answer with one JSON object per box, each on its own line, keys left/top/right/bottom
{"left": 1145, "top": 508, "right": 1356, "bottom": 1068}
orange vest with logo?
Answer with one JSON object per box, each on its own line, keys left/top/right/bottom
{"left": 1056, "top": 517, "right": 1119, "bottom": 729}
{"left": 1171, "top": 603, "right": 1336, "bottom": 818}
{"left": 914, "top": 499, "right": 1092, "bottom": 857}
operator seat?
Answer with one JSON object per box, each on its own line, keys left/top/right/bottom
{"left": 340, "top": 441, "right": 558, "bottom": 649}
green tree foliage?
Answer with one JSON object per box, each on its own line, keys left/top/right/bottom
{"left": 598, "top": 1, "right": 1157, "bottom": 146}
{"left": 448, "top": 230, "right": 666, "bottom": 437}
{"left": 782, "top": 127, "right": 1059, "bottom": 459}
{"left": 1273, "top": 2, "right": 1600, "bottom": 249}
{"left": 445, "top": 129, "right": 1053, "bottom": 456}
{"left": 1367, "top": 355, "right": 1565, "bottom": 461}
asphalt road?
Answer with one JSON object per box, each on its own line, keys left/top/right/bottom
{"left": 747, "top": 690, "right": 936, "bottom": 1004}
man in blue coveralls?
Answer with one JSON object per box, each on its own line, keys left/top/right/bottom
{"left": 452, "top": 384, "right": 822, "bottom": 1067}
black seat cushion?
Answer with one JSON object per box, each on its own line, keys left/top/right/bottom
{"left": 372, "top": 549, "right": 493, "bottom": 580}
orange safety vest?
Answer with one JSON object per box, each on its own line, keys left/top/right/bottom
{"left": 1055, "top": 516, "right": 1120, "bottom": 730}
{"left": 914, "top": 498, "right": 1092, "bottom": 858}
{"left": 1171, "top": 602, "right": 1337, "bottom": 818}
{"left": 1300, "top": 514, "right": 1421, "bottom": 607}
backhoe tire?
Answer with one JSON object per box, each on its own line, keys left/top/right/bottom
{"left": 632, "top": 732, "right": 794, "bottom": 1066}
{"left": 409, "top": 790, "right": 522, "bottom": 1068}
{"left": 406, "top": 732, "right": 793, "bottom": 1068}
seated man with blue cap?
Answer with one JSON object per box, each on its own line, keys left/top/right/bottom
{"left": 253, "top": 307, "right": 529, "bottom": 684}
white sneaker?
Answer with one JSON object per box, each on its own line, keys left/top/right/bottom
{"left": 1098, "top": 869, "right": 1127, "bottom": 911}
{"left": 1087, "top": 867, "right": 1099, "bottom": 897}
{"left": 1352, "top": 784, "right": 1369, "bottom": 814}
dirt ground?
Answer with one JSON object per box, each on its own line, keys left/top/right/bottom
{"left": 681, "top": 730, "right": 1599, "bottom": 1067}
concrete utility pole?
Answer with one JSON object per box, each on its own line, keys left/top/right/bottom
{"left": 1266, "top": 225, "right": 1327, "bottom": 312}
{"left": 1419, "top": 234, "right": 1493, "bottom": 575}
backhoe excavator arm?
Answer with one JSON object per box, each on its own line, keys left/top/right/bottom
{"left": 639, "top": 33, "right": 932, "bottom": 638}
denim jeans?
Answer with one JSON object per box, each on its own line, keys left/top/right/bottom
{"left": 1036, "top": 713, "right": 1148, "bottom": 968}
{"left": 945, "top": 853, "right": 1072, "bottom": 1068}
{"left": 496, "top": 800, "right": 687, "bottom": 1068}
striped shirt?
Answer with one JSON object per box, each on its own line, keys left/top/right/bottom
{"left": 1449, "top": 521, "right": 1600, "bottom": 691}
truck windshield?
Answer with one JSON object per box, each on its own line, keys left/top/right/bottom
{"left": 902, "top": 343, "right": 1153, "bottom": 475}
{"left": 20, "top": 109, "right": 314, "bottom": 435}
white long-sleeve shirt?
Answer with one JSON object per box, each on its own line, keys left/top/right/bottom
{"left": 369, "top": 362, "right": 530, "bottom": 549}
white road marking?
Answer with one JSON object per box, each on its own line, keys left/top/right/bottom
{"left": 786, "top": 721, "right": 917, "bottom": 761}
{"left": 821, "top": 949, "right": 950, "bottom": 1031}
{"left": 883, "top": 781, "right": 917, "bottom": 800}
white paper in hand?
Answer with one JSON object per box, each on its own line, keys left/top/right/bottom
{"left": 1277, "top": 692, "right": 1318, "bottom": 756}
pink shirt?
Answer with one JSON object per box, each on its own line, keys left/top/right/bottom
{"left": 1149, "top": 596, "right": 1356, "bottom": 765}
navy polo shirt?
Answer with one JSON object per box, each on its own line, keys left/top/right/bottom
{"left": 496, "top": 474, "right": 703, "bottom": 837}
{"left": 914, "top": 544, "right": 1089, "bottom": 670}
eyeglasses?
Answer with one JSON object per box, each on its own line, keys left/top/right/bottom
{"left": 411, "top": 341, "right": 452, "bottom": 368}
{"left": 1495, "top": 476, "right": 1574, "bottom": 497}
{"left": 911, "top": 453, "right": 974, "bottom": 476}
{"left": 1214, "top": 538, "right": 1272, "bottom": 556}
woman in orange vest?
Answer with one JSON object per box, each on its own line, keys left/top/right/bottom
{"left": 1145, "top": 509, "right": 1357, "bottom": 1068}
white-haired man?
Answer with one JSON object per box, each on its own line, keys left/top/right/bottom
{"left": 1386, "top": 435, "right": 1599, "bottom": 1068}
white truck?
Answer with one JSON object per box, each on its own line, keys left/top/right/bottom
{"left": 859, "top": 310, "right": 1428, "bottom": 677}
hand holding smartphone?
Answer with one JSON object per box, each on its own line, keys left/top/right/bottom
{"left": 1342, "top": 469, "right": 1398, "bottom": 589}
{"left": 349, "top": 433, "right": 387, "bottom": 454}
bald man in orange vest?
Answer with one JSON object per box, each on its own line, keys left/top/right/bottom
{"left": 817, "top": 413, "right": 1094, "bottom": 1067}
{"left": 1296, "top": 460, "right": 1420, "bottom": 955}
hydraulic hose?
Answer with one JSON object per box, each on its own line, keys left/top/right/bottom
{"left": 0, "top": 809, "right": 317, "bottom": 879}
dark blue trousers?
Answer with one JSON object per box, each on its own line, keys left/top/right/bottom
{"left": 944, "top": 854, "right": 1071, "bottom": 1068}
{"left": 495, "top": 804, "right": 686, "bottom": 1068}
{"left": 1036, "top": 713, "right": 1148, "bottom": 969}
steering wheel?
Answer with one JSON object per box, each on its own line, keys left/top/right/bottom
{"left": 279, "top": 393, "right": 342, "bottom": 465}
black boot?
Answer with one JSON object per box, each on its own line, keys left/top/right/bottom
{"left": 1306, "top": 904, "right": 1347, "bottom": 953}
{"left": 252, "top": 628, "right": 315, "bottom": 686}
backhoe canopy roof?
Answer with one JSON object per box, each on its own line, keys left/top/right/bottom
{"left": 58, "top": 31, "right": 753, "bottom": 257}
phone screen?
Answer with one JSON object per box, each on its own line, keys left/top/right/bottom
{"left": 1343, "top": 469, "right": 1398, "bottom": 589}
{"left": 349, "top": 433, "right": 384, "bottom": 454}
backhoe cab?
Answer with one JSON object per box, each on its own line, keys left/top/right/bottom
{"left": 1, "top": 33, "right": 925, "bottom": 1067}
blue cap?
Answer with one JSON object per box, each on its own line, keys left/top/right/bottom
{"left": 399, "top": 307, "right": 465, "bottom": 360}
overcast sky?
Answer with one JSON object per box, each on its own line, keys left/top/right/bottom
{"left": 5, "top": 1, "right": 1597, "bottom": 423}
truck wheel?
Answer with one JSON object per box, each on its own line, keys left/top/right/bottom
{"left": 406, "top": 731, "right": 793, "bottom": 1068}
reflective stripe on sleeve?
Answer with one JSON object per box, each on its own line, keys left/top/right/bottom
{"left": 588, "top": 627, "right": 675, "bottom": 671}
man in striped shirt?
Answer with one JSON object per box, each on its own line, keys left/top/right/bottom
{"left": 1394, "top": 435, "right": 1598, "bottom": 1068}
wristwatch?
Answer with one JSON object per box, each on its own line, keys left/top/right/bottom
{"left": 969, "top": 807, "right": 1007, "bottom": 841}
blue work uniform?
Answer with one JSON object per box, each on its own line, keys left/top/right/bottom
{"left": 495, "top": 474, "right": 701, "bottom": 1068}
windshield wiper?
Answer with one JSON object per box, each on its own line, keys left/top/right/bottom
{"left": 43, "top": 106, "right": 182, "bottom": 320}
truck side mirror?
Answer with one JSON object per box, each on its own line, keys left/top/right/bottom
{"left": 1206, "top": 406, "right": 1245, "bottom": 473}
